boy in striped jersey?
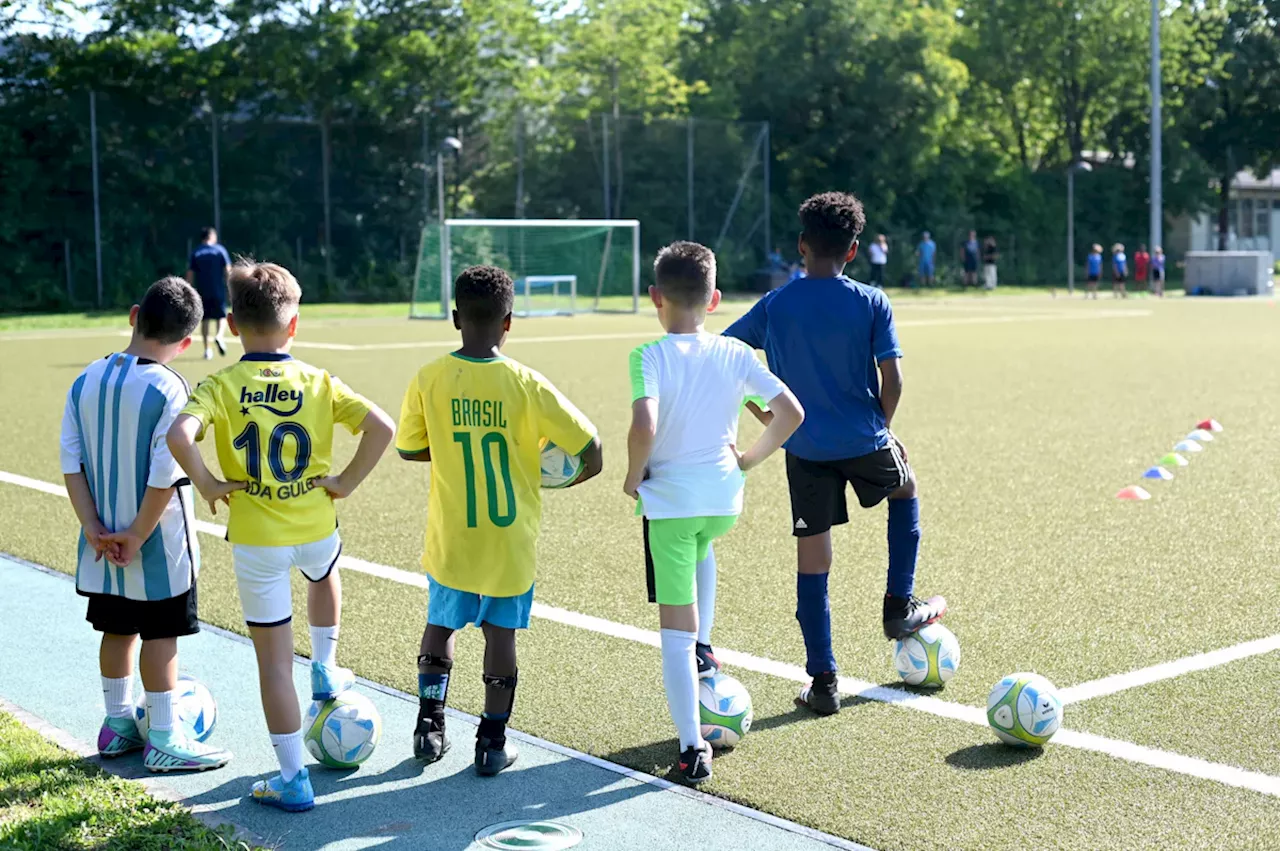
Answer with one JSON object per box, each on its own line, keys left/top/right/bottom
{"left": 60, "top": 276, "right": 232, "bottom": 773}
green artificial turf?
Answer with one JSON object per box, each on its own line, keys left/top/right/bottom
{"left": 0, "top": 711, "right": 261, "bottom": 851}
{"left": 2, "top": 293, "right": 1280, "bottom": 849}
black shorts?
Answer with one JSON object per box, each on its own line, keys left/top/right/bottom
{"left": 1151, "top": 268, "right": 1163, "bottom": 281}
{"left": 786, "top": 442, "right": 912, "bottom": 538}
{"left": 199, "top": 288, "right": 228, "bottom": 320}
{"left": 1087, "top": 273, "right": 1100, "bottom": 283}
{"left": 84, "top": 585, "right": 199, "bottom": 640}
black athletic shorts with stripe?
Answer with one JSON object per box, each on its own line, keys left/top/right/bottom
{"left": 786, "top": 439, "right": 911, "bottom": 538}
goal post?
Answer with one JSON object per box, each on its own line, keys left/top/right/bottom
{"left": 410, "top": 219, "right": 641, "bottom": 319}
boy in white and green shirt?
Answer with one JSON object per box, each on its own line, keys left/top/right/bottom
{"left": 624, "top": 241, "right": 803, "bottom": 785}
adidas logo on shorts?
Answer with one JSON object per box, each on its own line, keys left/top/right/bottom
{"left": 794, "top": 518, "right": 808, "bottom": 530}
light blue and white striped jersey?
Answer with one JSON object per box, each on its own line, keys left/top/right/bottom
{"left": 59, "top": 354, "right": 199, "bottom": 601}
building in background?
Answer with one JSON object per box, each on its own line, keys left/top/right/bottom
{"left": 1171, "top": 169, "right": 1280, "bottom": 255}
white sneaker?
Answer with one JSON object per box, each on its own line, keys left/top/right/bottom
{"left": 203, "top": 348, "right": 213, "bottom": 360}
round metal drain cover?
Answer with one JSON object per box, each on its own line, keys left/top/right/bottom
{"left": 475, "top": 820, "right": 583, "bottom": 850}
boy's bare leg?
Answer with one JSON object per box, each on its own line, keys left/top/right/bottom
{"left": 100, "top": 633, "right": 138, "bottom": 679}
{"left": 308, "top": 567, "right": 340, "bottom": 628}
{"left": 249, "top": 624, "right": 300, "bottom": 734}
{"left": 138, "top": 637, "right": 178, "bottom": 693}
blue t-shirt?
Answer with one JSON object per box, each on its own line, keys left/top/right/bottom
{"left": 724, "top": 276, "right": 901, "bottom": 461}
{"left": 1087, "top": 253, "right": 1102, "bottom": 276}
{"left": 1113, "top": 252, "right": 1127, "bottom": 275}
{"left": 918, "top": 240, "right": 937, "bottom": 266}
{"left": 189, "top": 243, "right": 231, "bottom": 296}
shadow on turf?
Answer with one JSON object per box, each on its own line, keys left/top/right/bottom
{"left": 945, "top": 743, "right": 1045, "bottom": 771}
{"left": 179, "top": 752, "right": 662, "bottom": 850}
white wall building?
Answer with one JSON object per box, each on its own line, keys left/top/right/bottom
{"left": 1173, "top": 169, "right": 1280, "bottom": 255}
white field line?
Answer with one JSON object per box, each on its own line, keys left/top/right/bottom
{"left": 2, "top": 468, "right": 1276, "bottom": 798}
{"left": 1058, "top": 634, "right": 1280, "bottom": 704}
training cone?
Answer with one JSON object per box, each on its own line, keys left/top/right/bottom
{"left": 1196, "top": 419, "right": 1224, "bottom": 433}
{"left": 1143, "top": 466, "right": 1174, "bottom": 481}
{"left": 1160, "top": 453, "right": 1189, "bottom": 467}
{"left": 1174, "top": 440, "right": 1203, "bottom": 453}
{"left": 1187, "top": 429, "right": 1214, "bottom": 442}
{"left": 1116, "top": 486, "right": 1152, "bottom": 501}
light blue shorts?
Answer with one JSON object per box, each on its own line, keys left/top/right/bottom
{"left": 918, "top": 261, "right": 935, "bottom": 277}
{"left": 427, "top": 576, "right": 534, "bottom": 631}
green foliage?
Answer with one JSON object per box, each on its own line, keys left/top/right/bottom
{"left": 0, "top": 0, "right": 1266, "bottom": 308}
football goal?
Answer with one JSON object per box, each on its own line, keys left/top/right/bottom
{"left": 410, "top": 219, "right": 641, "bottom": 319}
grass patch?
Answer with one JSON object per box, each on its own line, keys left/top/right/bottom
{"left": 0, "top": 711, "right": 261, "bottom": 851}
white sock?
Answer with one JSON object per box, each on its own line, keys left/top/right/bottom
{"left": 660, "top": 628, "right": 703, "bottom": 751}
{"left": 310, "top": 624, "right": 339, "bottom": 668}
{"left": 695, "top": 547, "right": 717, "bottom": 647}
{"left": 146, "top": 691, "right": 175, "bottom": 732}
{"left": 271, "top": 730, "right": 305, "bottom": 782}
{"left": 102, "top": 676, "right": 134, "bottom": 719}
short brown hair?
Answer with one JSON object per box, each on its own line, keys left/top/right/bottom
{"left": 136, "top": 276, "right": 202, "bottom": 344}
{"left": 654, "top": 241, "right": 716, "bottom": 307}
{"left": 229, "top": 261, "right": 301, "bottom": 332}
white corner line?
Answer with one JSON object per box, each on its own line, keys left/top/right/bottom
{"left": 1058, "top": 634, "right": 1280, "bottom": 704}
{"left": 3, "top": 469, "right": 1278, "bottom": 799}
{"left": 0, "top": 692, "right": 269, "bottom": 849}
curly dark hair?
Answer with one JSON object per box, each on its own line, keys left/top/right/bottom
{"left": 653, "top": 241, "right": 717, "bottom": 306}
{"left": 799, "top": 192, "right": 866, "bottom": 259}
{"left": 454, "top": 265, "right": 515, "bottom": 323}
{"left": 136, "top": 276, "right": 203, "bottom": 343}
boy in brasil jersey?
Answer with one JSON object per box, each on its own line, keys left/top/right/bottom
{"left": 627, "top": 242, "right": 803, "bottom": 784}
{"left": 61, "top": 276, "right": 231, "bottom": 773}
{"left": 725, "top": 192, "right": 947, "bottom": 717}
{"left": 397, "top": 265, "right": 602, "bottom": 777}
{"left": 167, "top": 262, "right": 395, "bottom": 811}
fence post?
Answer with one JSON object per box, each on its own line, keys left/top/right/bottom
{"left": 515, "top": 108, "right": 525, "bottom": 218}
{"left": 687, "top": 117, "right": 695, "bottom": 240}
{"left": 89, "top": 90, "right": 104, "bottom": 308}
{"left": 211, "top": 109, "right": 221, "bottom": 233}
{"left": 64, "top": 239, "right": 73, "bottom": 304}
{"left": 601, "top": 114, "right": 611, "bottom": 219}
{"left": 320, "top": 115, "right": 333, "bottom": 284}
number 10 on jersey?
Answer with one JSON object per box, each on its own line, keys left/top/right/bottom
{"left": 453, "top": 431, "right": 516, "bottom": 528}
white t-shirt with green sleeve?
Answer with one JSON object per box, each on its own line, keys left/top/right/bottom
{"left": 629, "top": 332, "right": 787, "bottom": 520}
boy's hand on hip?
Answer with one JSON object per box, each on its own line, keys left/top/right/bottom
{"left": 622, "top": 472, "right": 643, "bottom": 500}
{"left": 200, "top": 479, "right": 247, "bottom": 515}
{"left": 890, "top": 432, "right": 909, "bottom": 461}
{"left": 730, "top": 444, "right": 754, "bottom": 472}
{"left": 314, "top": 475, "right": 353, "bottom": 500}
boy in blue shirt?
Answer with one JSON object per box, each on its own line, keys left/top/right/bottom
{"left": 1111, "top": 243, "right": 1128, "bottom": 298}
{"left": 915, "top": 231, "right": 937, "bottom": 287}
{"left": 725, "top": 192, "right": 946, "bottom": 716}
{"left": 1086, "top": 244, "right": 1102, "bottom": 299}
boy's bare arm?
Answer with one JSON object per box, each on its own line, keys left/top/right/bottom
{"left": 316, "top": 407, "right": 396, "bottom": 499}
{"left": 566, "top": 437, "right": 603, "bottom": 488}
{"left": 64, "top": 471, "right": 109, "bottom": 561}
{"left": 878, "top": 357, "right": 904, "bottom": 430}
{"left": 624, "top": 398, "right": 657, "bottom": 499}
{"left": 100, "top": 485, "right": 175, "bottom": 566}
{"left": 736, "top": 388, "right": 804, "bottom": 472}
{"left": 745, "top": 400, "right": 774, "bottom": 427}
{"left": 166, "top": 414, "right": 245, "bottom": 514}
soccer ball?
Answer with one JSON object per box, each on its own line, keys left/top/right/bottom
{"left": 304, "top": 690, "right": 382, "bottom": 768}
{"left": 986, "top": 673, "right": 1064, "bottom": 747}
{"left": 539, "top": 439, "right": 583, "bottom": 489}
{"left": 134, "top": 674, "right": 217, "bottom": 742}
{"left": 699, "top": 672, "right": 753, "bottom": 749}
{"left": 893, "top": 623, "right": 961, "bottom": 688}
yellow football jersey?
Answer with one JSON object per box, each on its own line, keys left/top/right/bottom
{"left": 182, "top": 353, "right": 371, "bottom": 546}
{"left": 397, "top": 353, "right": 596, "bottom": 597}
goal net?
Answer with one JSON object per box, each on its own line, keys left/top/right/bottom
{"left": 411, "top": 219, "right": 641, "bottom": 318}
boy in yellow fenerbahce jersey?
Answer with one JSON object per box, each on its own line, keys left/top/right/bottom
{"left": 397, "top": 265, "right": 602, "bottom": 776}
{"left": 167, "top": 262, "right": 394, "bottom": 812}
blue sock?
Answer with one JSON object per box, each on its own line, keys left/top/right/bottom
{"left": 418, "top": 673, "right": 449, "bottom": 702}
{"left": 886, "top": 497, "right": 921, "bottom": 598}
{"left": 795, "top": 572, "right": 836, "bottom": 676}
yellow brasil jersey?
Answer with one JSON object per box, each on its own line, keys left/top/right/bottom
{"left": 397, "top": 353, "right": 596, "bottom": 597}
{"left": 182, "top": 353, "right": 371, "bottom": 546}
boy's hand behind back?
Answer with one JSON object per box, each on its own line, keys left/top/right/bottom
{"left": 99, "top": 529, "right": 144, "bottom": 566}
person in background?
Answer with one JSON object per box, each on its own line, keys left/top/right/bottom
{"left": 915, "top": 232, "right": 937, "bottom": 287}
{"left": 962, "top": 231, "right": 979, "bottom": 288}
{"left": 867, "top": 234, "right": 888, "bottom": 288}
{"left": 1111, "top": 243, "right": 1128, "bottom": 298}
{"left": 981, "top": 236, "right": 999, "bottom": 291}
{"left": 1086, "top": 244, "right": 1102, "bottom": 299}
{"left": 186, "top": 228, "right": 232, "bottom": 360}
{"left": 1133, "top": 244, "right": 1150, "bottom": 293}
{"left": 1150, "top": 247, "right": 1166, "bottom": 297}
{"left": 787, "top": 259, "right": 808, "bottom": 285}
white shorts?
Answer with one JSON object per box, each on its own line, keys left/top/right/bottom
{"left": 232, "top": 531, "right": 341, "bottom": 627}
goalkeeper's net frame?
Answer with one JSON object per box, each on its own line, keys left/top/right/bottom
{"left": 410, "top": 218, "right": 641, "bottom": 319}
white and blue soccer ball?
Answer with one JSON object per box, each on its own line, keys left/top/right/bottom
{"left": 699, "top": 672, "right": 753, "bottom": 749}
{"left": 986, "top": 673, "right": 1064, "bottom": 747}
{"left": 304, "top": 690, "right": 382, "bottom": 768}
{"left": 893, "top": 623, "right": 961, "bottom": 688}
{"left": 539, "top": 439, "right": 584, "bottom": 489}
{"left": 134, "top": 674, "right": 217, "bottom": 742}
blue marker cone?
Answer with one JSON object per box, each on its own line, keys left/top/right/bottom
{"left": 1143, "top": 466, "right": 1174, "bottom": 481}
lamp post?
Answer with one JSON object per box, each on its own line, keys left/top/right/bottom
{"left": 1067, "top": 160, "right": 1093, "bottom": 296}
{"left": 436, "top": 136, "right": 463, "bottom": 315}
{"left": 436, "top": 135, "right": 462, "bottom": 224}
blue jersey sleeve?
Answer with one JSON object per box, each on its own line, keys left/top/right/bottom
{"left": 871, "top": 292, "right": 902, "bottom": 362}
{"left": 723, "top": 296, "right": 768, "bottom": 350}
{"left": 218, "top": 245, "right": 231, "bottom": 267}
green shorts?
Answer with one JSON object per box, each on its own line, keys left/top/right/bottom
{"left": 643, "top": 515, "right": 738, "bottom": 605}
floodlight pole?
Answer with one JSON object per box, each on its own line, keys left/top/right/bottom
{"left": 1149, "top": 0, "right": 1163, "bottom": 253}
{"left": 1067, "top": 166, "right": 1076, "bottom": 296}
